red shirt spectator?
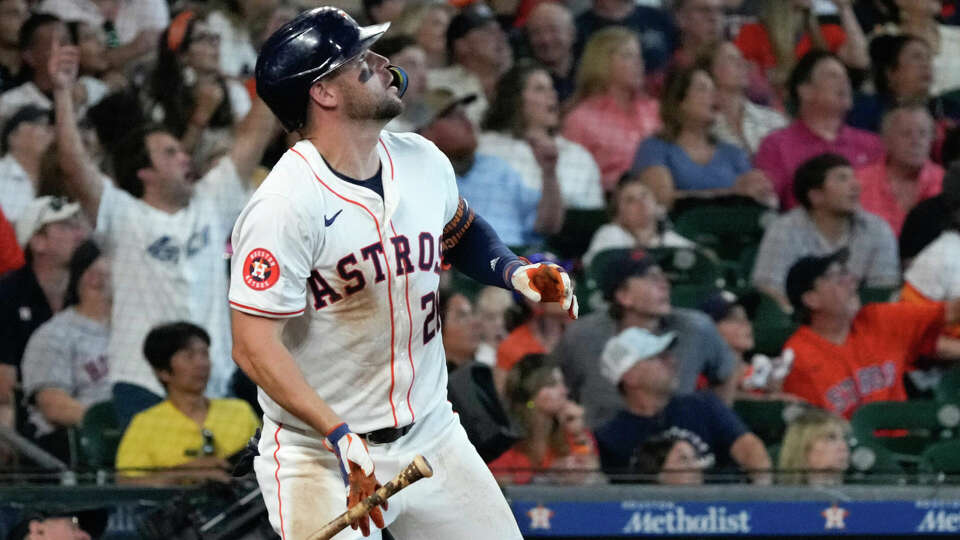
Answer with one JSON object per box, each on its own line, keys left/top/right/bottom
{"left": 496, "top": 322, "right": 547, "bottom": 373}
{"left": 781, "top": 251, "right": 945, "bottom": 419}
{"left": 0, "top": 207, "right": 24, "bottom": 276}
{"left": 734, "top": 22, "right": 848, "bottom": 71}
{"left": 857, "top": 160, "right": 942, "bottom": 236}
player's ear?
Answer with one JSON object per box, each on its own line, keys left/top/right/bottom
{"left": 309, "top": 81, "right": 339, "bottom": 109}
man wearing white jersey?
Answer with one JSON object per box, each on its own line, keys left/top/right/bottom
{"left": 49, "top": 42, "right": 277, "bottom": 426}
{"left": 229, "top": 7, "right": 578, "bottom": 540}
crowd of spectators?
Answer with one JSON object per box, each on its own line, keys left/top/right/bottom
{"left": 2, "top": 0, "right": 960, "bottom": 489}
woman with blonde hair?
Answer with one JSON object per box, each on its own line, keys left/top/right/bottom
{"left": 562, "top": 27, "right": 660, "bottom": 193}
{"left": 778, "top": 408, "right": 851, "bottom": 485}
{"left": 733, "top": 0, "right": 868, "bottom": 101}
{"left": 392, "top": 1, "right": 454, "bottom": 69}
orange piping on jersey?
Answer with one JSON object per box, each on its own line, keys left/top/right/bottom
{"left": 379, "top": 139, "right": 395, "bottom": 181}
{"left": 273, "top": 423, "right": 286, "bottom": 540}
{"left": 290, "top": 147, "right": 401, "bottom": 427}
{"left": 390, "top": 221, "right": 417, "bottom": 421}
{"left": 229, "top": 300, "right": 305, "bottom": 317}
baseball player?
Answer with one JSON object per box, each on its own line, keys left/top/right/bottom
{"left": 229, "top": 7, "right": 578, "bottom": 540}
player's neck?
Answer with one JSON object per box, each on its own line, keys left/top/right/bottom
{"left": 303, "top": 123, "right": 383, "bottom": 180}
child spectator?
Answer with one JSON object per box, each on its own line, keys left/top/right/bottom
{"left": 778, "top": 408, "right": 850, "bottom": 485}
{"left": 629, "top": 431, "right": 706, "bottom": 485}
{"left": 489, "top": 354, "right": 601, "bottom": 485}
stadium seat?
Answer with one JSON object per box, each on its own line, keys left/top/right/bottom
{"left": 646, "top": 246, "right": 724, "bottom": 288}
{"left": 934, "top": 368, "right": 960, "bottom": 404}
{"left": 848, "top": 441, "right": 906, "bottom": 484}
{"left": 859, "top": 285, "right": 898, "bottom": 305}
{"left": 78, "top": 401, "right": 123, "bottom": 469}
{"left": 920, "top": 439, "right": 960, "bottom": 476}
{"left": 733, "top": 400, "right": 808, "bottom": 447}
{"left": 546, "top": 209, "right": 608, "bottom": 260}
{"left": 672, "top": 201, "right": 774, "bottom": 264}
{"left": 850, "top": 400, "right": 960, "bottom": 465}
{"left": 750, "top": 292, "right": 797, "bottom": 356}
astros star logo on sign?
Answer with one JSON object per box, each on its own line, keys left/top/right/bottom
{"left": 822, "top": 503, "right": 849, "bottom": 530}
{"left": 243, "top": 248, "right": 281, "bottom": 290}
{"left": 527, "top": 504, "right": 554, "bottom": 530}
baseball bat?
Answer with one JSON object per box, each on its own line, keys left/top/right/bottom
{"left": 307, "top": 455, "right": 434, "bottom": 540}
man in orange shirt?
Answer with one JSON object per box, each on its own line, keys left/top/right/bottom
{"left": 781, "top": 249, "right": 960, "bottom": 418}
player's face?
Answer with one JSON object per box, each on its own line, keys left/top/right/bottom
{"left": 165, "top": 337, "right": 211, "bottom": 394}
{"left": 658, "top": 440, "right": 704, "bottom": 486}
{"left": 336, "top": 51, "right": 403, "bottom": 122}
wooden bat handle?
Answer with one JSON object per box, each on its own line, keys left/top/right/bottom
{"left": 308, "top": 455, "right": 433, "bottom": 540}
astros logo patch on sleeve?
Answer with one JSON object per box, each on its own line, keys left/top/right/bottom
{"left": 243, "top": 248, "right": 280, "bottom": 290}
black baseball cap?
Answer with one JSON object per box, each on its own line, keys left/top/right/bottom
{"left": 599, "top": 249, "right": 658, "bottom": 300}
{"left": 446, "top": 3, "right": 497, "bottom": 54}
{"left": 785, "top": 248, "right": 849, "bottom": 314}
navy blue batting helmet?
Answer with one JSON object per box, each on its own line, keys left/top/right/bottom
{"left": 255, "top": 7, "right": 389, "bottom": 132}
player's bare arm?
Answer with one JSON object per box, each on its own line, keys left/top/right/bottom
{"left": 230, "top": 309, "right": 386, "bottom": 536}
{"left": 50, "top": 42, "right": 104, "bottom": 221}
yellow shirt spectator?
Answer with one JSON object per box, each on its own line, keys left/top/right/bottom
{"left": 116, "top": 398, "right": 259, "bottom": 476}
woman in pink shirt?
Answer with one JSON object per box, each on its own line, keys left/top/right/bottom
{"left": 562, "top": 27, "right": 660, "bottom": 192}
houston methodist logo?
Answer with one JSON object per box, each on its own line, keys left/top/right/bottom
{"left": 243, "top": 248, "right": 280, "bottom": 290}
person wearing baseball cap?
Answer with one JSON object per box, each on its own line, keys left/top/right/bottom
{"left": 0, "top": 196, "right": 88, "bottom": 433}
{"left": 555, "top": 248, "right": 738, "bottom": 429}
{"left": 593, "top": 326, "right": 770, "bottom": 483}
{"left": 780, "top": 249, "right": 960, "bottom": 419}
{"left": 6, "top": 506, "right": 108, "bottom": 540}
{"left": 428, "top": 2, "right": 510, "bottom": 125}
{"left": 418, "top": 87, "right": 561, "bottom": 247}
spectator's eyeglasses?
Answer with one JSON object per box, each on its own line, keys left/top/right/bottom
{"left": 201, "top": 429, "right": 215, "bottom": 456}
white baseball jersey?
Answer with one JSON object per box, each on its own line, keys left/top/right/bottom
{"left": 228, "top": 133, "right": 459, "bottom": 434}
{"left": 99, "top": 158, "right": 248, "bottom": 397}
{"left": 905, "top": 230, "right": 960, "bottom": 300}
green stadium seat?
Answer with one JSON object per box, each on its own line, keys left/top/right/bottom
{"left": 859, "top": 285, "right": 898, "bottom": 305}
{"left": 750, "top": 292, "right": 797, "bottom": 356}
{"left": 850, "top": 400, "right": 960, "bottom": 465}
{"left": 546, "top": 209, "right": 608, "bottom": 260}
{"left": 848, "top": 441, "right": 906, "bottom": 484}
{"left": 646, "top": 247, "right": 724, "bottom": 288}
{"left": 672, "top": 202, "right": 774, "bottom": 263}
{"left": 78, "top": 401, "right": 123, "bottom": 469}
{"left": 733, "top": 400, "right": 808, "bottom": 447}
{"left": 920, "top": 439, "right": 960, "bottom": 476}
{"left": 934, "top": 368, "right": 960, "bottom": 404}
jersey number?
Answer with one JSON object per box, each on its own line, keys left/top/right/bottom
{"left": 421, "top": 291, "right": 441, "bottom": 345}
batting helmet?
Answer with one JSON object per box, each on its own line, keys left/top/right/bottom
{"left": 255, "top": 7, "right": 389, "bottom": 132}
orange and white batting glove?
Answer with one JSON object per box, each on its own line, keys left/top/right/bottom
{"left": 511, "top": 262, "right": 579, "bottom": 319}
{"left": 327, "top": 423, "right": 386, "bottom": 536}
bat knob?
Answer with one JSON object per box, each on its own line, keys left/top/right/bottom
{"left": 413, "top": 455, "right": 433, "bottom": 478}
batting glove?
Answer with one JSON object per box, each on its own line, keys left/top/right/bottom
{"left": 511, "top": 262, "right": 579, "bottom": 319}
{"left": 327, "top": 423, "right": 386, "bottom": 536}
